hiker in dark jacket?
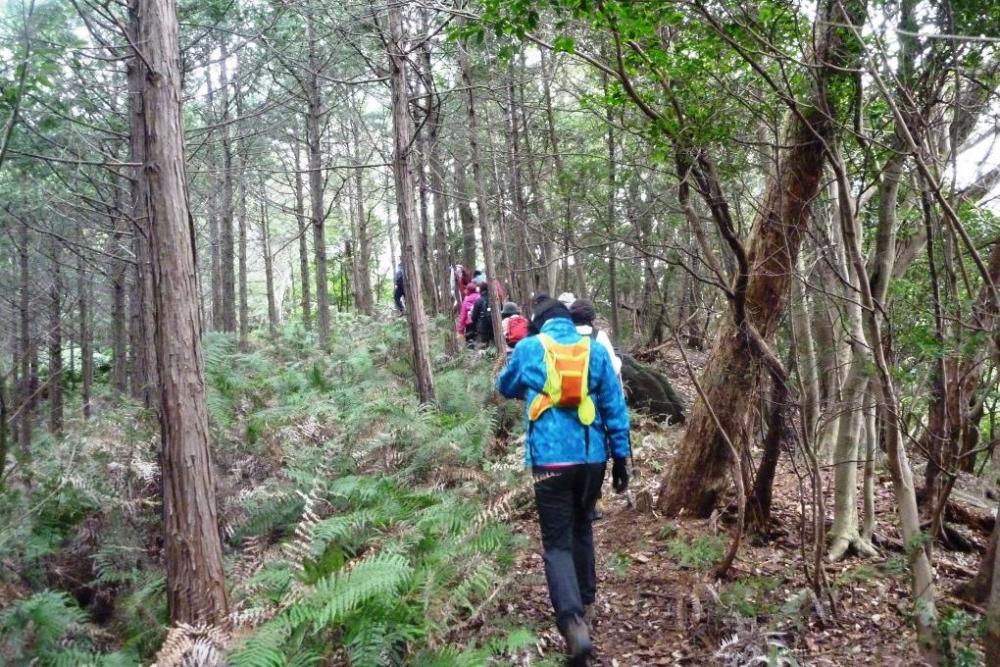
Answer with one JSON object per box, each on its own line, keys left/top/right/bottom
{"left": 470, "top": 282, "right": 493, "bottom": 346}
{"left": 393, "top": 263, "right": 405, "bottom": 312}
{"left": 497, "top": 297, "right": 631, "bottom": 664}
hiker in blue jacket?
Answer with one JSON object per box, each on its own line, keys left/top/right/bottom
{"left": 497, "top": 297, "right": 631, "bottom": 665}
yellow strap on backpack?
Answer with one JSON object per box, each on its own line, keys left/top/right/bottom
{"left": 528, "top": 334, "right": 596, "bottom": 426}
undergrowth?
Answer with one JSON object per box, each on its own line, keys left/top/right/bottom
{"left": 1, "top": 316, "right": 530, "bottom": 666}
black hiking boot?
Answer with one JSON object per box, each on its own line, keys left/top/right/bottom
{"left": 561, "top": 615, "right": 593, "bottom": 666}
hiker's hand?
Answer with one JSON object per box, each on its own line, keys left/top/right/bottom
{"left": 612, "top": 458, "right": 629, "bottom": 493}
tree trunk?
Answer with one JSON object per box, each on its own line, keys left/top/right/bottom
{"left": 790, "top": 254, "right": 820, "bottom": 448}
{"left": 749, "top": 366, "right": 789, "bottom": 536}
{"left": 414, "top": 119, "right": 439, "bottom": 314}
{"left": 17, "top": 220, "right": 32, "bottom": 453}
{"left": 218, "top": 38, "right": 236, "bottom": 333}
{"left": 111, "top": 219, "right": 128, "bottom": 393}
{"left": 388, "top": 1, "right": 436, "bottom": 402}
{"left": 351, "top": 118, "right": 373, "bottom": 315}
{"left": 205, "top": 69, "right": 223, "bottom": 331}
{"left": 137, "top": 0, "right": 228, "bottom": 624}
{"left": 657, "top": 0, "right": 866, "bottom": 516}
{"left": 259, "top": 172, "right": 278, "bottom": 336}
{"left": 235, "top": 66, "right": 249, "bottom": 350}
{"left": 420, "top": 27, "right": 451, "bottom": 314}
{"left": 459, "top": 39, "right": 505, "bottom": 359}
{"left": 78, "top": 253, "right": 93, "bottom": 419}
{"left": 293, "top": 134, "right": 311, "bottom": 329}
{"left": 127, "top": 0, "right": 158, "bottom": 412}
{"left": 454, "top": 151, "right": 477, "bottom": 271}
{"left": 48, "top": 236, "right": 63, "bottom": 437}
{"left": 305, "top": 15, "right": 330, "bottom": 348}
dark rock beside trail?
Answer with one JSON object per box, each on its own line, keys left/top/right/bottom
{"left": 620, "top": 354, "right": 686, "bottom": 424}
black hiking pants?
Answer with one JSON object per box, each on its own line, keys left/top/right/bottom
{"left": 533, "top": 462, "right": 606, "bottom": 631}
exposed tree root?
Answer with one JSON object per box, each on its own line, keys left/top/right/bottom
{"left": 827, "top": 531, "right": 878, "bottom": 562}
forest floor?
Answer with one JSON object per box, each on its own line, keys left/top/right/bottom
{"left": 466, "top": 345, "right": 992, "bottom": 666}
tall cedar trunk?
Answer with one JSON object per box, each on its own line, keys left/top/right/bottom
{"left": 515, "top": 52, "right": 552, "bottom": 300}
{"left": 351, "top": 117, "right": 373, "bottom": 315}
{"left": 454, "top": 151, "right": 477, "bottom": 270}
{"left": 111, "top": 218, "right": 128, "bottom": 392}
{"left": 505, "top": 65, "right": 532, "bottom": 302}
{"left": 48, "top": 237, "right": 62, "bottom": 437}
{"left": 414, "top": 121, "right": 439, "bottom": 314}
{"left": 18, "top": 220, "right": 31, "bottom": 453}
{"left": 205, "top": 70, "right": 223, "bottom": 331}
{"left": 78, "top": 252, "right": 93, "bottom": 419}
{"left": 137, "top": 0, "right": 228, "bottom": 624}
{"left": 218, "top": 38, "right": 237, "bottom": 332}
{"left": 293, "top": 135, "right": 311, "bottom": 328}
{"left": 235, "top": 65, "right": 249, "bottom": 350}
{"left": 305, "top": 14, "right": 330, "bottom": 349}
{"left": 127, "top": 0, "right": 158, "bottom": 411}
{"left": 388, "top": 1, "right": 436, "bottom": 402}
{"left": 459, "top": 41, "right": 506, "bottom": 359}
{"left": 260, "top": 172, "right": 278, "bottom": 335}
{"left": 604, "top": 74, "right": 620, "bottom": 338}
{"left": 540, "top": 49, "right": 583, "bottom": 297}
{"left": 657, "top": 0, "right": 865, "bottom": 516}
{"left": 420, "top": 27, "right": 451, "bottom": 314}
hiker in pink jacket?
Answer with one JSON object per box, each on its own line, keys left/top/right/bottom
{"left": 456, "top": 282, "right": 481, "bottom": 345}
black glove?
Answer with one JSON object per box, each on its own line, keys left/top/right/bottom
{"left": 611, "top": 458, "right": 629, "bottom": 494}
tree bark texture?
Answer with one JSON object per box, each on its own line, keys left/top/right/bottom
{"left": 293, "top": 135, "right": 311, "bottom": 329}
{"left": 657, "top": 0, "right": 866, "bottom": 516}
{"left": 388, "top": 1, "right": 436, "bottom": 402}
{"left": 127, "top": 0, "right": 158, "bottom": 411}
{"left": 17, "top": 220, "right": 31, "bottom": 452}
{"left": 304, "top": 6, "right": 329, "bottom": 348}
{"left": 47, "top": 236, "right": 62, "bottom": 437}
{"left": 460, "top": 41, "right": 506, "bottom": 359}
{"left": 137, "top": 0, "right": 228, "bottom": 624}
{"left": 218, "top": 39, "right": 237, "bottom": 333}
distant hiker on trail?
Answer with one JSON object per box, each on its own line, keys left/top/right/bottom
{"left": 470, "top": 282, "right": 494, "bottom": 347}
{"left": 393, "top": 262, "right": 405, "bottom": 313}
{"left": 570, "top": 298, "right": 622, "bottom": 384}
{"left": 497, "top": 297, "right": 631, "bottom": 665}
{"left": 457, "top": 282, "right": 481, "bottom": 347}
{"left": 500, "top": 302, "right": 529, "bottom": 349}
{"left": 557, "top": 291, "right": 576, "bottom": 308}
{"left": 472, "top": 269, "right": 486, "bottom": 286}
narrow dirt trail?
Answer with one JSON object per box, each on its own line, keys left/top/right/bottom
{"left": 466, "top": 439, "right": 989, "bottom": 665}
{"left": 466, "top": 345, "right": 991, "bottom": 665}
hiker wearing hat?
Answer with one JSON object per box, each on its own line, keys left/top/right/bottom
{"left": 501, "top": 302, "right": 529, "bottom": 349}
{"left": 497, "top": 297, "right": 631, "bottom": 664}
{"left": 569, "top": 299, "right": 622, "bottom": 384}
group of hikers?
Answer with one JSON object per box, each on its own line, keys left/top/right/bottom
{"left": 397, "top": 262, "right": 632, "bottom": 663}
